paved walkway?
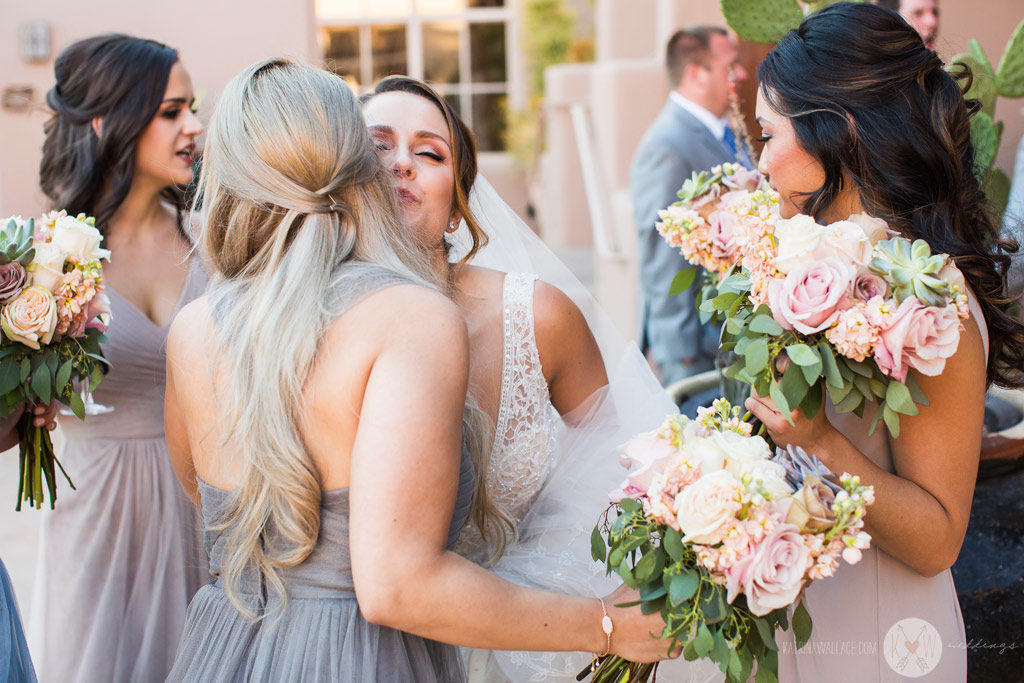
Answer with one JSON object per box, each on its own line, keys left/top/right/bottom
{"left": 0, "top": 428, "right": 65, "bottom": 617}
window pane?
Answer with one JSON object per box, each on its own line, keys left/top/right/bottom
{"left": 423, "top": 22, "right": 462, "bottom": 83}
{"left": 417, "top": 0, "right": 467, "bottom": 12}
{"left": 469, "top": 22, "right": 506, "bottom": 83}
{"left": 472, "top": 93, "right": 506, "bottom": 152}
{"left": 444, "top": 93, "right": 463, "bottom": 121}
{"left": 371, "top": 25, "right": 408, "bottom": 81}
{"left": 323, "top": 27, "right": 361, "bottom": 82}
{"left": 468, "top": 0, "right": 503, "bottom": 6}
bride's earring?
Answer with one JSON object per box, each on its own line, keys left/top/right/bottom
{"left": 445, "top": 220, "right": 458, "bottom": 233}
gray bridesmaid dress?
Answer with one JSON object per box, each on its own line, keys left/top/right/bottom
{"left": 168, "top": 263, "right": 475, "bottom": 682}
{"left": 28, "top": 257, "right": 208, "bottom": 683}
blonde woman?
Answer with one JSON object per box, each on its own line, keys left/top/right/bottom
{"left": 165, "top": 59, "right": 676, "bottom": 681}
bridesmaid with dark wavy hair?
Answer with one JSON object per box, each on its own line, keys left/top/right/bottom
{"left": 743, "top": 3, "right": 1024, "bottom": 681}
{"left": 30, "top": 34, "right": 208, "bottom": 682}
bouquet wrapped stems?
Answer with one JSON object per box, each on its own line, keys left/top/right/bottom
{"left": 15, "top": 410, "right": 74, "bottom": 511}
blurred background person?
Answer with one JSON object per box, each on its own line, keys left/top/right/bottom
{"left": 30, "top": 34, "right": 208, "bottom": 682}
{"left": 630, "top": 26, "right": 747, "bottom": 386}
{"left": 876, "top": 0, "right": 940, "bottom": 50}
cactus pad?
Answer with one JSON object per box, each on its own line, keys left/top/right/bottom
{"left": 721, "top": 0, "right": 803, "bottom": 45}
{"left": 996, "top": 19, "right": 1024, "bottom": 97}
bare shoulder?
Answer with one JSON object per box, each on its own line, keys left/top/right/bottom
{"left": 455, "top": 264, "right": 506, "bottom": 299}
{"left": 325, "top": 282, "right": 468, "bottom": 355}
{"left": 532, "top": 279, "right": 589, "bottom": 339}
{"left": 167, "top": 295, "right": 212, "bottom": 359}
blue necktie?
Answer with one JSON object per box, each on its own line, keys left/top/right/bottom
{"left": 722, "top": 126, "right": 738, "bottom": 159}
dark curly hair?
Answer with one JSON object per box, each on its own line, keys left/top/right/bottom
{"left": 758, "top": 1, "right": 1024, "bottom": 388}
{"left": 39, "top": 34, "right": 183, "bottom": 232}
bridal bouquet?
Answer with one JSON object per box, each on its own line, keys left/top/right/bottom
{"left": 584, "top": 400, "right": 873, "bottom": 683}
{"left": 0, "top": 212, "right": 111, "bottom": 509}
{"left": 658, "top": 164, "right": 970, "bottom": 437}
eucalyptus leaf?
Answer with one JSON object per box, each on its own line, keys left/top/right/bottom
{"left": 769, "top": 378, "right": 793, "bottom": 424}
{"left": 663, "top": 527, "right": 684, "bottom": 561}
{"left": 745, "top": 338, "right": 769, "bottom": 376}
{"left": 792, "top": 600, "right": 813, "bottom": 650}
{"left": 669, "top": 268, "right": 698, "bottom": 296}
{"left": 780, "top": 365, "right": 810, "bottom": 410}
{"left": 0, "top": 362, "right": 19, "bottom": 396}
{"left": 590, "top": 526, "right": 606, "bottom": 562}
{"left": 786, "top": 344, "right": 819, "bottom": 366}
{"left": 694, "top": 623, "right": 714, "bottom": 657}
{"left": 634, "top": 547, "right": 663, "bottom": 584}
{"left": 668, "top": 571, "right": 700, "bottom": 606}
{"left": 802, "top": 380, "right": 824, "bottom": 420}
{"left": 749, "top": 314, "right": 784, "bottom": 336}
{"left": 885, "top": 381, "right": 917, "bottom": 414}
{"left": 31, "top": 365, "right": 52, "bottom": 405}
{"left": 882, "top": 405, "right": 902, "bottom": 437}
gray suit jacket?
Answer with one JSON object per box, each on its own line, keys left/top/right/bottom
{"left": 630, "top": 99, "right": 733, "bottom": 385}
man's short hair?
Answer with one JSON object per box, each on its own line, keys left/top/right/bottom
{"left": 666, "top": 26, "right": 729, "bottom": 87}
{"left": 874, "top": 0, "right": 901, "bottom": 11}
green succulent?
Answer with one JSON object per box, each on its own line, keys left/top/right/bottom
{"left": 869, "top": 238, "right": 950, "bottom": 307}
{"left": 0, "top": 218, "right": 36, "bottom": 267}
{"left": 676, "top": 170, "right": 718, "bottom": 203}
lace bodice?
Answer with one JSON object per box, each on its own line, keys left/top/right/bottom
{"left": 457, "top": 273, "right": 562, "bottom": 561}
{"left": 488, "top": 272, "right": 562, "bottom": 523}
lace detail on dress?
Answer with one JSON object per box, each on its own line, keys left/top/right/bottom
{"left": 456, "top": 273, "right": 562, "bottom": 562}
{"left": 488, "top": 272, "right": 562, "bottom": 524}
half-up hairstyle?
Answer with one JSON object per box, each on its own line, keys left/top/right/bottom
{"left": 362, "top": 76, "right": 489, "bottom": 270}
{"left": 196, "top": 58, "right": 439, "bottom": 619}
{"left": 758, "top": 1, "right": 1024, "bottom": 387}
{"left": 39, "top": 34, "right": 183, "bottom": 230}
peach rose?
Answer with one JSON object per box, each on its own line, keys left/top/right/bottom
{"left": 872, "top": 296, "right": 961, "bottom": 382}
{"left": 674, "top": 469, "right": 742, "bottom": 544}
{"left": 768, "top": 257, "right": 854, "bottom": 334}
{"left": 725, "top": 522, "right": 810, "bottom": 616}
{"left": 1, "top": 285, "right": 57, "bottom": 350}
{"left": 709, "top": 210, "right": 739, "bottom": 260}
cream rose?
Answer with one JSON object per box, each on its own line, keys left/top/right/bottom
{"left": 817, "top": 219, "right": 873, "bottom": 267}
{"left": 28, "top": 242, "right": 66, "bottom": 293}
{"left": 713, "top": 430, "right": 772, "bottom": 478}
{"left": 1, "top": 285, "right": 57, "bottom": 350}
{"left": 847, "top": 212, "right": 891, "bottom": 244}
{"left": 681, "top": 435, "right": 728, "bottom": 474}
{"left": 52, "top": 215, "right": 111, "bottom": 263}
{"left": 674, "top": 469, "right": 742, "bottom": 544}
{"left": 785, "top": 476, "right": 837, "bottom": 533}
{"left": 773, "top": 214, "right": 823, "bottom": 274}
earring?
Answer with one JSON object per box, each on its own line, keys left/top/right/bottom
{"left": 446, "top": 220, "right": 458, "bottom": 233}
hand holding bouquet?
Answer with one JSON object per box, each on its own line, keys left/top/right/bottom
{"left": 0, "top": 212, "right": 111, "bottom": 509}
{"left": 585, "top": 400, "right": 873, "bottom": 682}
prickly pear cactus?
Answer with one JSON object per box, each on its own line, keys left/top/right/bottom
{"left": 970, "top": 112, "right": 1001, "bottom": 173}
{"left": 0, "top": 218, "right": 36, "bottom": 267}
{"left": 721, "top": 0, "right": 803, "bottom": 44}
{"left": 951, "top": 44, "right": 997, "bottom": 116}
{"left": 995, "top": 18, "right": 1024, "bottom": 98}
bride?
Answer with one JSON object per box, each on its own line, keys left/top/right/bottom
{"left": 362, "top": 77, "right": 718, "bottom": 682}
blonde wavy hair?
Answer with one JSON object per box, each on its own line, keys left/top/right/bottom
{"left": 195, "top": 58, "right": 508, "bottom": 618}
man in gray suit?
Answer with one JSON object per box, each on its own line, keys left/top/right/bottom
{"left": 630, "top": 26, "right": 747, "bottom": 385}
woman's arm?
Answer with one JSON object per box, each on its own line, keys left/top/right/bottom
{"left": 533, "top": 281, "right": 609, "bottom": 420}
{"left": 745, "top": 315, "right": 986, "bottom": 577}
{"left": 165, "top": 304, "right": 201, "bottom": 506}
{"left": 348, "top": 288, "right": 671, "bottom": 662}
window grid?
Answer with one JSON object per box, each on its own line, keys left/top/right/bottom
{"left": 319, "top": 2, "right": 513, "bottom": 150}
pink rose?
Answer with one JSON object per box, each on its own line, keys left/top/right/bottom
{"left": 725, "top": 522, "right": 810, "bottom": 616}
{"left": 852, "top": 270, "right": 888, "bottom": 301}
{"left": 610, "top": 430, "right": 679, "bottom": 502}
{"left": 673, "top": 469, "right": 742, "bottom": 544}
{"left": 872, "top": 296, "right": 961, "bottom": 382}
{"left": 768, "top": 257, "right": 854, "bottom": 334}
{"left": 1, "top": 285, "right": 57, "bottom": 350}
{"left": 708, "top": 210, "right": 739, "bottom": 259}
{"left": 722, "top": 168, "right": 763, "bottom": 192}
{"left": 0, "top": 263, "right": 26, "bottom": 304}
